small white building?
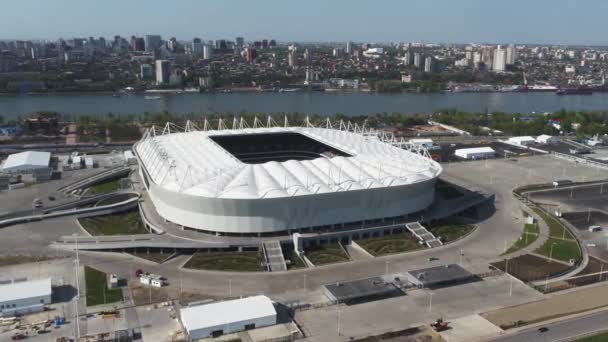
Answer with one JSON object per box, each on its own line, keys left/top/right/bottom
{"left": 123, "top": 151, "right": 137, "bottom": 165}
{"left": 1, "top": 151, "right": 51, "bottom": 174}
{"left": 536, "top": 135, "right": 560, "bottom": 144}
{"left": 139, "top": 274, "right": 165, "bottom": 288}
{"left": 454, "top": 147, "right": 495, "bottom": 160}
{"left": 180, "top": 295, "right": 277, "bottom": 340}
{"left": 508, "top": 136, "right": 536, "bottom": 146}
{"left": 0, "top": 278, "right": 52, "bottom": 317}
{"left": 409, "top": 138, "right": 434, "bottom": 149}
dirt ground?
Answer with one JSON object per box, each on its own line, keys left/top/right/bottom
{"left": 482, "top": 284, "right": 608, "bottom": 329}
{"left": 491, "top": 254, "right": 572, "bottom": 283}
{"left": 353, "top": 326, "right": 445, "bottom": 342}
{"left": 129, "top": 283, "right": 220, "bottom": 306}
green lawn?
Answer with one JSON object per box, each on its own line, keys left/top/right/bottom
{"left": 281, "top": 246, "right": 307, "bottom": 269}
{"left": 532, "top": 208, "right": 582, "bottom": 262}
{"left": 535, "top": 237, "right": 581, "bottom": 262}
{"left": 513, "top": 183, "right": 553, "bottom": 195}
{"left": 89, "top": 179, "right": 121, "bottom": 194}
{"left": 84, "top": 266, "right": 123, "bottom": 307}
{"left": 184, "top": 251, "right": 265, "bottom": 272}
{"left": 79, "top": 210, "right": 148, "bottom": 236}
{"left": 428, "top": 224, "right": 476, "bottom": 243}
{"left": 576, "top": 332, "right": 608, "bottom": 341}
{"left": 305, "top": 243, "right": 350, "bottom": 265}
{"left": 533, "top": 208, "right": 576, "bottom": 239}
{"left": 504, "top": 223, "right": 540, "bottom": 255}
{"left": 355, "top": 232, "right": 422, "bottom": 256}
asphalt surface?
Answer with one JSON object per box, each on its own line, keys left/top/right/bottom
{"left": 488, "top": 310, "right": 608, "bottom": 342}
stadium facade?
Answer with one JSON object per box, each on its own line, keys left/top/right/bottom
{"left": 135, "top": 123, "right": 442, "bottom": 235}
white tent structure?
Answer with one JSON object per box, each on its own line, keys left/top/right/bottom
{"left": 181, "top": 295, "right": 276, "bottom": 340}
{"left": 1, "top": 151, "right": 51, "bottom": 174}
{"left": 454, "top": 147, "right": 495, "bottom": 160}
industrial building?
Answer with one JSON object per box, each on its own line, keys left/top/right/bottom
{"left": 1, "top": 151, "right": 51, "bottom": 174}
{"left": 135, "top": 125, "right": 442, "bottom": 234}
{"left": 454, "top": 147, "right": 495, "bottom": 160}
{"left": 180, "top": 295, "right": 277, "bottom": 340}
{"left": 0, "top": 278, "right": 52, "bottom": 317}
{"left": 405, "top": 264, "right": 474, "bottom": 288}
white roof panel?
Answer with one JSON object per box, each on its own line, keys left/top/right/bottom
{"left": 2, "top": 151, "right": 50, "bottom": 172}
{"left": 136, "top": 127, "right": 442, "bottom": 199}
{"left": 181, "top": 295, "right": 276, "bottom": 332}
{"left": 0, "top": 278, "right": 51, "bottom": 303}
{"left": 455, "top": 147, "right": 495, "bottom": 154}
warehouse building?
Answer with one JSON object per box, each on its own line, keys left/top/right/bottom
{"left": 405, "top": 264, "right": 474, "bottom": 289}
{"left": 0, "top": 278, "right": 52, "bottom": 317}
{"left": 180, "top": 295, "right": 277, "bottom": 340}
{"left": 454, "top": 147, "right": 495, "bottom": 160}
{"left": 1, "top": 151, "right": 51, "bottom": 174}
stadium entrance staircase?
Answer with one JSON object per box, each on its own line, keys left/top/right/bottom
{"left": 263, "top": 240, "right": 287, "bottom": 272}
{"left": 405, "top": 222, "right": 443, "bottom": 248}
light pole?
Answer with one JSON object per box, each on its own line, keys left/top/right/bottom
{"left": 428, "top": 292, "right": 434, "bottom": 313}
{"left": 337, "top": 307, "right": 342, "bottom": 336}
{"left": 549, "top": 243, "right": 556, "bottom": 263}
{"left": 72, "top": 233, "right": 80, "bottom": 340}
{"left": 228, "top": 279, "right": 232, "bottom": 297}
{"left": 385, "top": 260, "right": 390, "bottom": 277}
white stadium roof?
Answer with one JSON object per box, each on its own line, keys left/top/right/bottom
{"left": 136, "top": 126, "right": 442, "bottom": 199}
{"left": 181, "top": 295, "right": 276, "bottom": 332}
{"left": 0, "top": 278, "right": 52, "bottom": 303}
{"left": 1, "top": 151, "right": 51, "bottom": 172}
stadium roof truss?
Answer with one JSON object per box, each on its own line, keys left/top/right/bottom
{"left": 136, "top": 116, "right": 441, "bottom": 199}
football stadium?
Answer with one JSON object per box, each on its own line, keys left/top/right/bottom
{"left": 135, "top": 123, "right": 442, "bottom": 235}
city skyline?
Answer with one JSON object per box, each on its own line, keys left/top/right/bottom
{"left": 1, "top": 0, "right": 608, "bottom": 45}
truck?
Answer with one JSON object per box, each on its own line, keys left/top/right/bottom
{"left": 430, "top": 318, "right": 449, "bottom": 332}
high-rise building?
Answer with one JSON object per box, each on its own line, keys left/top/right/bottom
{"left": 413, "top": 53, "right": 421, "bottom": 68}
{"left": 303, "top": 49, "right": 311, "bottom": 64}
{"left": 192, "top": 38, "right": 203, "bottom": 55}
{"left": 145, "top": 35, "right": 162, "bottom": 52}
{"left": 245, "top": 47, "right": 257, "bottom": 64}
{"left": 492, "top": 46, "right": 506, "bottom": 72}
{"left": 473, "top": 52, "right": 482, "bottom": 67}
{"left": 346, "top": 41, "right": 353, "bottom": 54}
{"left": 155, "top": 60, "right": 170, "bottom": 84}
{"left": 167, "top": 37, "right": 178, "bottom": 52}
{"left": 203, "top": 45, "right": 213, "bottom": 60}
{"left": 140, "top": 63, "right": 154, "bottom": 80}
{"left": 424, "top": 56, "right": 434, "bottom": 73}
{"left": 235, "top": 37, "right": 244, "bottom": 49}
{"left": 333, "top": 48, "right": 343, "bottom": 58}
{"left": 262, "top": 39, "right": 269, "bottom": 49}
{"left": 131, "top": 37, "right": 145, "bottom": 51}
{"left": 215, "top": 39, "right": 227, "bottom": 50}
{"left": 269, "top": 40, "right": 276, "bottom": 48}
{"left": 403, "top": 52, "right": 411, "bottom": 65}
{"left": 506, "top": 44, "right": 517, "bottom": 65}
{"left": 288, "top": 45, "right": 297, "bottom": 67}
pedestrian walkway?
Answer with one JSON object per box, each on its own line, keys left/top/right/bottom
{"left": 263, "top": 240, "right": 287, "bottom": 272}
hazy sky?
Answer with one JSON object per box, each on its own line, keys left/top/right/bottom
{"left": 1, "top": 0, "right": 606, "bottom": 45}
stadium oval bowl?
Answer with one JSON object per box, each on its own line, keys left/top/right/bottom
{"left": 135, "top": 126, "right": 442, "bottom": 234}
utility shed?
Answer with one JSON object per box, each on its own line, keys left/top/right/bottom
{"left": 405, "top": 264, "right": 474, "bottom": 288}
{"left": 180, "top": 295, "right": 276, "bottom": 340}
{"left": 1, "top": 151, "right": 51, "bottom": 174}
{"left": 454, "top": 147, "right": 495, "bottom": 160}
{"left": 0, "top": 278, "right": 52, "bottom": 317}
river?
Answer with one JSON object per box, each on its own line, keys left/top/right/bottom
{"left": 2, "top": 91, "right": 608, "bottom": 119}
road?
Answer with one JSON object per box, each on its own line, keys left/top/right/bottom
{"left": 488, "top": 310, "right": 608, "bottom": 342}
